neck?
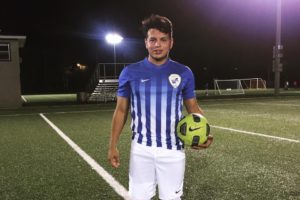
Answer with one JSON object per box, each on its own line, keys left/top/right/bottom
{"left": 147, "top": 55, "right": 169, "bottom": 66}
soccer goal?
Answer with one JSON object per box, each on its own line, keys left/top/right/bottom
{"left": 214, "top": 78, "right": 267, "bottom": 95}
{"left": 214, "top": 79, "right": 245, "bottom": 95}
{"left": 240, "top": 78, "right": 267, "bottom": 90}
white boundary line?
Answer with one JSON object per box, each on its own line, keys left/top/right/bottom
{"left": 39, "top": 113, "right": 130, "bottom": 200}
{"left": 204, "top": 102, "right": 300, "bottom": 107}
{"left": 0, "top": 109, "right": 115, "bottom": 117}
{"left": 199, "top": 95, "right": 300, "bottom": 102}
{"left": 254, "top": 102, "right": 300, "bottom": 107}
{"left": 4, "top": 109, "right": 299, "bottom": 144}
{"left": 212, "top": 125, "right": 300, "bottom": 143}
{"left": 21, "top": 95, "right": 27, "bottom": 102}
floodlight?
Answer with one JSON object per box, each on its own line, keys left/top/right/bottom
{"left": 105, "top": 33, "right": 123, "bottom": 45}
{"left": 105, "top": 33, "right": 123, "bottom": 78}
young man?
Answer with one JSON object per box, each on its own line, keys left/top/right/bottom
{"left": 108, "top": 14, "right": 213, "bottom": 200}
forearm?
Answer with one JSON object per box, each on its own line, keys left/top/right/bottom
{"left": 109, "top": 97, "right": 129, "bottom": 150}
{"left": 187, "top": 104, "right": 204, "bottom": 115}
{"left": 109, "top": 109, "right": 128, "bottom": 149}
{"left": 184, "top": 98, "right": 204, "bottom": 115}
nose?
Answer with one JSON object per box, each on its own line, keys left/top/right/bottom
{"left": 154, "top": 41, "right": 161, "bottom": 47}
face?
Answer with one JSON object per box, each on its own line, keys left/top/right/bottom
{"left": 145, "top": 28, "right": 173, "bottom": 65}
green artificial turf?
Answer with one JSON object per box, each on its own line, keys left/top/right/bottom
{"left": 1, "top": 95, "right": 299, "bottom": 199}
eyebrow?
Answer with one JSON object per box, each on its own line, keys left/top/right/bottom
{"left": 148, "top": 35, "right": 170, "bottom": 40}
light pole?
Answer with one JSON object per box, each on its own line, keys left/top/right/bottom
{"left": 105, "top": 33, "right": 123, "bottom": 78}
{"left": 273, "top": 0, "right": 283, "bottom": 95}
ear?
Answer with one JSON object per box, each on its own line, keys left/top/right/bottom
{"left": 144, "top": 38, "right": 148, "bottom": 49}
{"left": 170, "top": 38, "right": 174, "bottom": 50}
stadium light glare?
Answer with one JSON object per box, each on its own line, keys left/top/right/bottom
{"left": 105, "top": 33, "right": 123, "bottom": 45}
{"left": 105, "top": 33, "right": 123, "bottom": 78}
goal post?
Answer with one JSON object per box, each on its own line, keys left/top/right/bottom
{"left": 240, "top": 78, "right": 267, "bottom": 90}
{"left": 214, "top": 78, "right": 267, "bottom": 95}
{"left": 214, "top": 79, "right": 245, "bottom": 95}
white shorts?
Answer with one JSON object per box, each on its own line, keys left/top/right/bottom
{"left": 129, "top": 142, "right": 185, "bottom": 200}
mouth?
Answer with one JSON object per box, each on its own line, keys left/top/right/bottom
{"left": 153, "top": 50, "right": 163, "bottom": 55}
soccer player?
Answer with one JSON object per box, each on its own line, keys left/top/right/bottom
{"left": 108, "top": 14, "right": 213, "bottom": 200}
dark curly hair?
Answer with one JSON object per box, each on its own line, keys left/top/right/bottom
{"left": 141, "top": 14, "right": 173, "bottom": 39}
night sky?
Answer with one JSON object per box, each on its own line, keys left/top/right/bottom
{"left": 1, "top": 0, "right": 300, "bottom": 93}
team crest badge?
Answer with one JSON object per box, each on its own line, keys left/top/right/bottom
{"left": 168, "top": 74, "right": 181, "bottom": 88}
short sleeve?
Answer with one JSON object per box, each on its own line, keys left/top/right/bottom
{"left": 182, "top": 67, "right": 196, "bottom": 100}
{"left": 117, "top": 67, "right": 131, "bottom": 98}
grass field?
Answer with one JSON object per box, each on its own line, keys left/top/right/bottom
{"left": 1, "top": 93, "right": 300, "bottom": 199}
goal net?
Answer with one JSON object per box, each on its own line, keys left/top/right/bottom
{"left": 214, "top": 79, "right": 244, "bottom": 95}
{"left": 240, "top": 78, "right": 267, "bottom": 90}
{"left": 214, "top": 78, "right": 267, "bottom": 95}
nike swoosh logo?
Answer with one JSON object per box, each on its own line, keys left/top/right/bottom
{"left": 189, "top": 127, "right": 201, "bottom": 131}
{"left": 175, "top": 190, "right": 181, "bottom": 194}
{"left": 141, "top": 79, "right": 150, "bottom": 83}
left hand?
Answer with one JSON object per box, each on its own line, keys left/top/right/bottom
{"left": 192, "top": 135, "right": 214, "bottom": 150}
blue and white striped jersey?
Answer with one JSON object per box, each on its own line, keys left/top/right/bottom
{"left": 118, "top": 58, "right": 195, "bottom": 150}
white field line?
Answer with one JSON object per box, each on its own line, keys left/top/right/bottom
{"left": 203, "top": 102, "right": 300, "bottom": 108}
{"left": 0, "top": 113, "right": 39, "bottom": 117}
{"left": 0, "top": 109, "right": 115, "bottom": 117}
{"left": 21, "top": 96, "right": 27, "bottom": 102}
{"left": 254, "top": 102, "right": 300, "bottom": 107}
{"left": 39, "top": 113, "right": 130, "bottom": 200}
{"left": 42, "top": 109, "right": 115, "bottom": 115}
{"left": 200, "top": 95, "right": 300, "bottom": 102}
{"left": 211, "top": 125, "right": 300, "bottom": 143}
